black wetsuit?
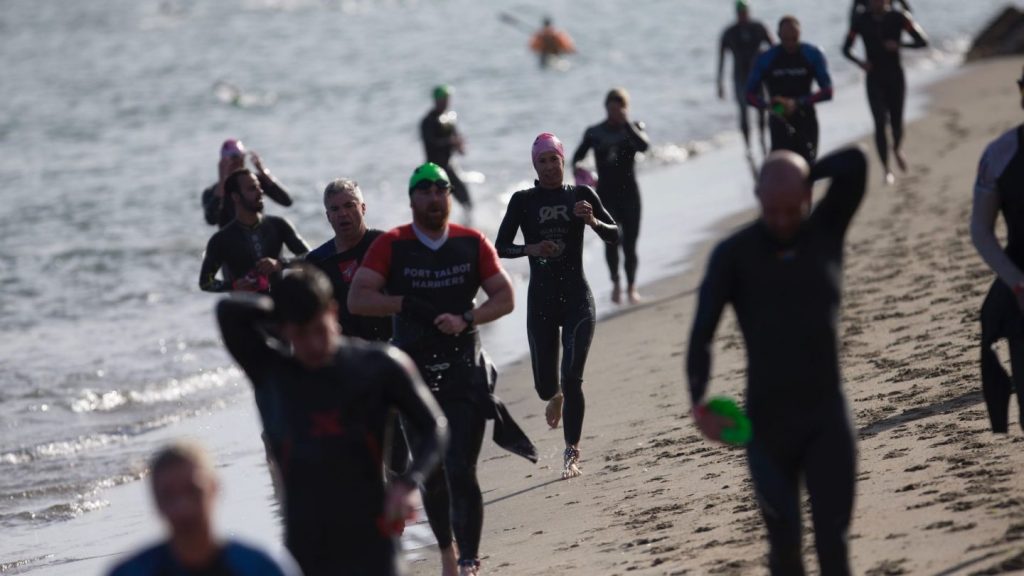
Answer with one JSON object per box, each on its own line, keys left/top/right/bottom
{"left": 687, "top": 148, "right": 867, "bottom": 576}
{"left": 217, "top": 295, "right": 447, "bottom": 576}
{"left": 362, "top": 223, "right": 536, "bottom": 566}
{"left": 108, "top": 540, "right": 295, "bottom": 576}
{"left": 976, "top": 127, "right": 1024, "bottom": 433}
{"left": 421, "top": 109, "right": 472, "bottom": 207}
{"left": 850, "top": 0, "right": 911, "bottom": 23}
{"left": 721, "top": 20, "right": 773, "bottom": 145}
{"left": 306, "top": 230, "right": 392, "bottom": 341}
{"left": 746, "top": 44, "right": 834, "bottom": 163}
{"left": 495, "top": 184, "right": 619, "bottom": 446}
{"left": 571, "top": 120, "right": 650, "bottom": 287}
{"left": 844, "top": 9, "right": 927, "bottom": 171}
{"left": 201, "top": 173, "right": 293, "bottom": 228}
{"left": 199, "top": 215, "right": 309, "bottom": 293}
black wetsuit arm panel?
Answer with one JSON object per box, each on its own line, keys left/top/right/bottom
{"left": 495, "top": 193, "right": 527, "bottom": 258}
{"left": 278, "top": 218, "right": 311, "bottom": 258}
{"left": 810, "top": 147, "right": 869, "bottom": 238}
{"left": 421, "top": 116, "right": 451, "bottom": 150}
{"left": 257, "top": 172, "right": 293, "bottom": 207}
{"left": 900, "top": 13, "right": 928, "bottom": 48}
{"left": 215, "top": 294, "right": 277, "bottom": 378}
{"left": 898, "top": 0, "right": 912, "bottom": 12}
{"left": 686, "top": 242, "right": 734, "bottom": 405}
{"left": 202, "top": 186, "right": 221, "bottom": 226}
{"left": 383, "top": 348, "right": 449, "bottom": 486}
{"left": 580, "top": 186, "right": 620, "bottom": 245}
{"left": 717, "top": 30, "right": 728, "bottom": 86}
{"left": 571, "top": 130, "right": 593, "bottom": 167}
{"left": 842, "top": 25, "right": 861, "bottom": 65}
{"left": 625, "top": 121, "right": 650, "bottom": 153}
{"left": 199, "top": 236, "right": 228, "bottom": 292}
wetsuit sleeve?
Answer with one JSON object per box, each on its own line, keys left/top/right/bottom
{"left": 686, "top": 241, "right": 734, "bottom": 405}
{"left": 810, "top": 147, "right": 869, "bottom": 238}
{"left": 202, "top": 186, "right": 220, "bottom": 226}
{"left": 495, "top": 192, "right": 527, "bottom": 258}
{"left": 215, "top": 294, "right": 278, "bottom": 379}
{"left": 278, "top": 218, "right": 310, "bottom": 258}
{"left": 900, "top": 12, "right": 928, "bottom": 48}
{"left": 898, "top": 0, "right": 912, "bottom": 12}
{"left": 842, "top": 20, "right": 861, "bottom": 64}
{"left": 571, "top": 129, "right": 593, "bottom": 167}
{"left": 760, "top": 23, "right": 775, "bottom": 46}
{"left": 798, "top": 46, "right": 834, "bottom": 107}
{"left": 382, "top": 348, "right": 449, "bottom": 486}
{"left": 717, "top": 29, "right": 729, "bottom": 86}
{"left": 745, "top": 50, "right": 772, "bottom": 109}
{"left": 478, "top": 234, "right": 503, "bottom": 281}
{"left": 360, "top": 233, "right": 393, "bottom": 279}
{"left": 199, "top": 235, "right": 228, "bottom": 292}
{"left": 626, "top": 121, "right": 650, "bottom": 153}
{"left": 420, "top": 115, "right": 449, "bottom": 150}
{"left": 972, "top": 142, "right": 1024, "bottom": 288}
{"left": 257, "top": 172, "right": 293, "bottom": 207}
{"left": 580, "top": 186, "right": 620, "bottom": 245}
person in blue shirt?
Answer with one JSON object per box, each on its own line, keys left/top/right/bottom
{"left": 107, "top": 442, "right": 300, "bottom": 576}
{"left": 746, "top": 15, "right": 834, "bottom": 163}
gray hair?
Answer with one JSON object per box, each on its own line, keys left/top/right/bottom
{"left": 323, "top": 178, "right": 362, "bottom": 205}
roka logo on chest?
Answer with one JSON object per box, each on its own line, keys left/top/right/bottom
{"left": 539, "top": 205, "right": 570, "bottom": 224}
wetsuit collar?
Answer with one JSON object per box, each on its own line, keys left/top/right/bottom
{"left": 533, "top": 179, "right": 565, "bottom": 191}
{"left": 411, "top": 222, "right": 449, "bottom": 251}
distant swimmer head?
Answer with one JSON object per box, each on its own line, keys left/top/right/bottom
{"left": 532, "top": 133, "right": 565, "bottom": 187}
{"left": 433, "top": 84, "right": 452, "bottom": 104}
{"left": 409, "top": 163, "right": 452, "bottom": 231}
{"left": 149, "top": 441, "right": 218, "bottom": 536}
{"left": 778, "top": 16, "right": 801, "bottom": 52}
{"left": 605, "top": 88, "right": 630, "bottom": 125}
{"left": 220, "top": 138, "right": 246, "bottom": 159}
{"left": 274, "top": 264, "right": 340, "bottom": 369}
{"left": 736, "top": 0, "right": 750, "bottom": 18}
{"left": 756, "top": 150, "right": 811, "bottom": 242}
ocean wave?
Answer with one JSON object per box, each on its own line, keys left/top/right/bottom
{"left": 68, "top": 367, "right": 239, "bottom": 414}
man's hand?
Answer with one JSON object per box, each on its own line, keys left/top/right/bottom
{"left": 526, "top": 240, "right": 561, "bottom": 258}
{"left": 771, "top": 96, "right": 798, "bottom": 116}
{"left": 859, "top": 61, "right": 873, "bottom": 73}
{"left": 381, "top": 480, "right": 417, "bottom": 535}
{"left": 254, "top": 257, "right": 282, "bottom": 276}
{"left": 574, "top": 200, "right": 598, "bottom": 227}
{"left": 232, "top": 276, "right": 262, "bottom": 292}
{"left": 250, "top": 151, "right": 266, "bottom": 174}
{"left": 434, "top": 313, "right": 468, "bottom": 335}
{"left": 691, "top": 403, "right": 735, "bottom": 443}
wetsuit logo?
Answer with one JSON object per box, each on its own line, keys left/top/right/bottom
{"left": 309, "top": 410, "right": 346, "bottom": 438}
{"left": 338, "top": 259, "right": 359, "bottom": 283}
{"left": 539, "top": 205, "right": 570, "bottom": 224}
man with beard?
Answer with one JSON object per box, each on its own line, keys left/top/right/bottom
{"left": 349, "top": 162, "right": 536, "bottom": 576}
{"left": 199, "top": 169, "right": 310, "bottom": 293}
{"left": 687, "top": 148, "right": 868, "bottom": 575}
{"left": 201, "top": 139, "right": 293, "bottom": 228}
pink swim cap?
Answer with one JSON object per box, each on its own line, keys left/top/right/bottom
{"left": 532, "top": 132, "right": 564, "bottom": 164}
{"left": 220, "top": 139, "right": 246, "bottom": 159}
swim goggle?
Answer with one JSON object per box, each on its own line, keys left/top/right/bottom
{"left": 411, "top": 179, "right": 451, "bottom": 192}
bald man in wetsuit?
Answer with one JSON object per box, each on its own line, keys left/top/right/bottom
{"left": 687, "top": 147, "right": 868, "bottom": 575}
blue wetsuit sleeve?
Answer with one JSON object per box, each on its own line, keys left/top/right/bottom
{"left": 799, "top": 45, "right": 834, "bottom": 106}
{"left": 383, "top": 348, "right": 449, "bottom": 487}
{"left": 579, "top": 186, "right": 620, "bottom": 245}
{"left": 495, "top": 192, "right": 527, "bottom": 258}
{"left": 686, "top": 241, "right": 734, "bottom": 405}
{"left": 810, "top": 147, "right": 869, "bottom": 239}
{"left": 571, "top": 129, "right": 593, "bottom": 167}
{"left": 199, "top": 235, "right": 228, "bottom": 292}
{"left": 216, "top": 294, "right": 278, "bottom": 380}
{"left": 625, "top": 121, "right": 650, "bottom": 153}
{"left": 745, "top": 50, "right": 772, "bottom": 109}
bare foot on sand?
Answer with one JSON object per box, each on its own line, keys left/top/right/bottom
{"left": 458, "top": 560, "right": 480, "bottom": 576}
{"left": 546, "top": 393, "right": 563, "bottom": 429}
{"left": 441, "top": 545, "right": 459, "bottom": 576}
{"left": 884, "top": 171, "right": 896, "bottom": 186}
{"left": 611, "top": 282, "right": 622, "bottom": 305}
{"left": 627, "top": 287, "right": 643, "bottom": 305}
{"left": 562, "top": 445, "right": 582, "bottom": 479}
{"left": 894, "top": 148, "right": 908, "bottom": 172}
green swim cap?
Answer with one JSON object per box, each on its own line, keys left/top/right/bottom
{"left": 736, "top": 0, "right": 749, "bottom": 10}
{"left": 409, "top": 162, "right": 450, "bottom": 192}
{"left": 433, "top": 85, "right": 452, "bottom": 100}
{"left": 706, "top": 396, "right": 753, "bottom": 446}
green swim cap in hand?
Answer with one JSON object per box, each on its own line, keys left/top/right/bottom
{"left": 706, "top": 396, "right": 752, "bottom": 446}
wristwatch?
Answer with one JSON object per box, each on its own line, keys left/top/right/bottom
{"left": 461, "top": 310, "right": 475, "bottom": 328}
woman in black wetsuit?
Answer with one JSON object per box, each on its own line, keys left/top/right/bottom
{"left": 496, "top": 133, "right": 620, "bottom": 478}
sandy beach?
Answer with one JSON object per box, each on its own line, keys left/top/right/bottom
{"left": 404, "top": 56, "right": 1024, "bottom": 576}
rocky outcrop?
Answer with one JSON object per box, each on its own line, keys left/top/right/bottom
{"left": 967, "top": 6, "right": 1024, "bottom": 62}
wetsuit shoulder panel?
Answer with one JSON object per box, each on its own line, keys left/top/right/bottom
{"left": 745, "top": 47, "right": 779, "bottom": 107}
{"left": 221, "top": 541, "right": 293, "bottom": 575}
{"left": 450, "top": 224, "right": 502, "bottom": 281}
{"left": 361, "top": 226, "right": 409, "bottom": 278}
{"left": 975, "top": 127, "right": 1020, "bottom": 198}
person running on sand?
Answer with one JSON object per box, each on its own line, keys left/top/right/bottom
{"left": 349, "top": 163, "right": 537, "bottom": 576}
{"left": 571, "top": 88, "right": 650, "bottom": 305}
{"left": 107, "top": 442, "right": 300, "bottom": 576}
{"left": 718, "top": 0, "right": 775, "bottom": 157}
{"left": 843, "top": 0, "right": 928, "bottom": 184}
{"left": 496, "top": 133, "right": 619, "bottom": 479}
{"left": 972, "top": 65, "right": 1024, "bottom": 434}
{"left": 217, "top": 266, "right": 448, "bottom": 576}
{"left": 687, "top": 147, "right": 868, "bottom": 575}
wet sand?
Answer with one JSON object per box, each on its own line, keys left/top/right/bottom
{"left": 406, "top": 56, "right": 1024, "bottom": 575}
